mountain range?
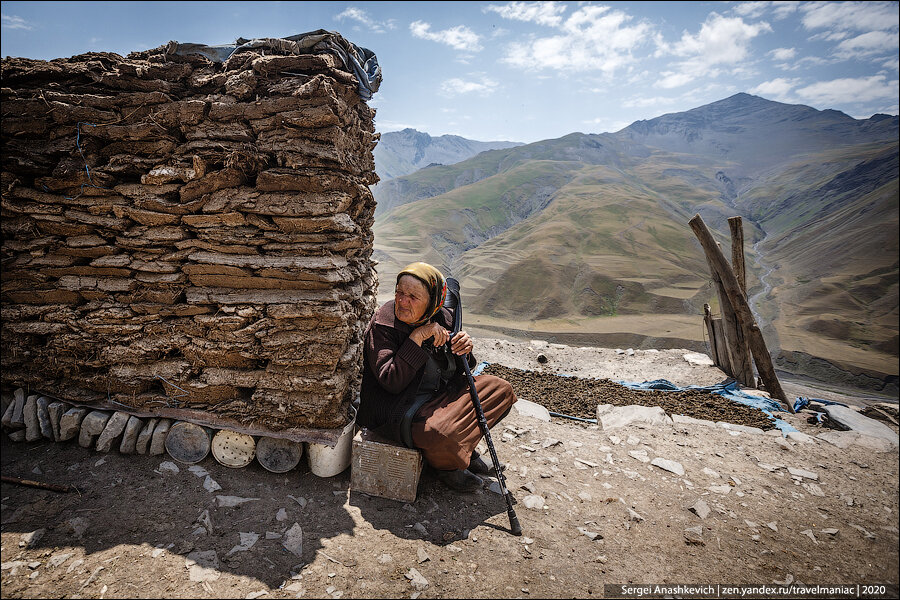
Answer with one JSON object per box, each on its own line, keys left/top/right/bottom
{"left": 372, "top": 128, "right": 522, "bottom": 208}
{"left": 370, "top": 94, "right": 899, "bottom": 394}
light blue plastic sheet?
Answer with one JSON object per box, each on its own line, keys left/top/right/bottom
{"left": 171, "top": 29, "right": 381, "bottom": 100}
{"left": 618, "top": 378, "right": 798, "bottom": 433}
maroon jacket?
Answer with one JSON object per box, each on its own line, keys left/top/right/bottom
{"left": 357, "top": 300, "right": 473, "bottom": 443}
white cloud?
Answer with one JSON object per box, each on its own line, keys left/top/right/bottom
{"left": 835, "top": 31, "right": 900, "bottom": 59}
{"left": 440, "top": 76, "right": 499, "bottom": 96}
{"left": 735, "top": 1, "right": 799, "bottom": 20}
{"left": 621, "top": 95, "right": 680, "bottom": 109}
{"left": 410, "top": 21, "right": 482, "bottom": 52}
{"left": 770, "top": 47, "right": 796, "bottom": 60}
{"left": 2, "top": 14, "right": 33, "bottom": 30}
{"left": 794, "top": 75, "right": 899, "bottom": 106}
{"left": 484, "top": 1, "right": 567, "bottom": 27}
{"left": 749, "top": 77, "right": 802, "bottom": 101}
{"left": 335, "top": 7, "right": 395, "bottom": 33}
{"left": 801, "top": 1, "right": 899, "bottom": 32}
{"left": 499, "top": 5, "right": 652, "bottom": 74}
{"left": 655, "top": 13, "right": 771, "bottom": 88}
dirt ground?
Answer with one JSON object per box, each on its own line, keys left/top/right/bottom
{"left": 2, "top": 339, "right": 898, "bottom": 599}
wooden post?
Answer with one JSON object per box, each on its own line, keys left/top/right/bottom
{"left": 710, "top": 318, "right": 731, "bottom": 371}
{"left": 703, "top": 304, "right": 719, "bottom": 367}
{"left": 728, "top": 216, "right": 747, "bottom": 295}
{"left": 704, "top": 253, "right": 754, "bottom": 386}
{"left": 689, "top": 214, "right": 792, "bottom": 410}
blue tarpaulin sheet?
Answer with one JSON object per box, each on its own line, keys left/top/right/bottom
{"left": 617, "top": 378, "right": 798, "bottom": 433}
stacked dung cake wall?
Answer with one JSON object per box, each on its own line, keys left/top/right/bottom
{"left": 1, "top": 33, "right": 380, "bottom": 434}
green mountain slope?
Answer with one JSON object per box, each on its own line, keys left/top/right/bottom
{"left": 372, "top": 95, "right": 899, "bottom": 392}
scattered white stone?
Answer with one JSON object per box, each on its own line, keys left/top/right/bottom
{"left": 822, "top": 528, "right": 839, "bottom": 536}
{"left": 186, "top": 550, "right": 220, "bottom": 582}
{"left": 717, "top": 422, "right": 764, "bottom": 435}
{"left": 625, "top": 435, "right": 641, "bottom": 445}
{"left": 849, "top": 523, "right": 876, "bottom": 539}
{"left": 158, "top": 461, "right": 180, "bottom": 475}
{"left": 246, "top": 591, "right": 268, "bottom": 599}
{"left": 756, "top": 462, "right": 780, "bottom": 472}
{"left": 767, "top": 522, "right": 778, "bottom": 532}
{"left": 66, "top": 559, "right": 84, "bottom": 574}
{"left": 683, "top": 352, "right": 714, "bottom": 366}
{"left": 48, "top": 552, "right": 73, "bottom": 569}
{"left": 800, "top": 529, "right": 818, "bottom": 544}
{"left": 578, "top": 492, "right": 593, "bottom": 502}
{"left": 522, "top": 495, "right": 546, "bottom": 510}
{"left": 787, "top": 467, "right": 818, "bottom": 480}
{"left": 215, "top": 495, "right": 259, "bottom": 507}
{"left": 406, "top": 568, "right": 429, "bottom": 591}
{"left": 417, "top": 547, "right": 430, "bottom": 563}
{"left": 377, "top": 554, "right": 393, "bottom": 564}
{"left": 821, "top": 405, "right": 899, "bottom": 446}
{"left": 701, "top": 467, "right": 720, "bottom": 478}
{"left": 188, "top": 465, "right": 209, "bottom": 477}
{"left": 650, "top": 457, "right": 684, "bottom": 476}
{"left": 265, "top": 532, "right": 281, "bottom": 540}
{"left": 684, "top": 526, "right": 705, "bottom": 545}
{"left": 227, "top": 532, "right": 259, "bottom": 556}
{"left": 66, "top": 517, "right": 89, "bottom": 538}
{"left": 786, "top": 431, "right": 815, "bottom": 444}
{"left": 19, "top": 529, "right": 45, "bottom": 548}
{"left": 195, "top": 509, "right": 213, "bottom": 535}
{"left": 708, "top": 485, "right": 732, "bottom": 495}
{"left": 672, "top": 414, "right": 716, "bottom": 428}
{"left": 282, "top": 523, "right": 304, "bottom": 556}
{"left": 578, "top": 527, "right": 602, "bottom": 541}
{"left": 619, "top": 499, "right": 644, "bottom": 522}
{"left": 817, "top": 430, "right": 896, "bottom": 452}
{"left": 514, "top": 398, "right": 551, "bottom": 422}
{"left": 575, "top": 458, "right": 599, "bottom": 468}
{"left": 203, "top": 476, "right": 222, "bottom": 492}
{"left": 608, "top": 435, "right": 621, "bottom": 445}
{"left": 802, "top": 482, "right": 825, "bottom": 497}
{"left": 276, "top": 508, "right": 288, "bottom": 522}
{"left": 688, "top": 499, "right": 710, "bottom": 520}
{"left": 628, "top": 450, "right": 650, "bottom": 463}
{"left": 597, "top": 405, "right": 672, "bottom": 429}
{"left": 287, "top": 495, "right": 308, "bottom": 508}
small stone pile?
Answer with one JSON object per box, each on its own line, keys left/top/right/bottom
{"left": 1, "top": 32, "right": 380, "bottom": 433}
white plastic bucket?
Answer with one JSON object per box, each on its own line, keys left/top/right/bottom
{"left": 307, "top": 405, "right": 356, "bottom": 478}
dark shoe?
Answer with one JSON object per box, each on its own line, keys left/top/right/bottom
{"left": 469, "top": 450, "right": 505, "bottom": 476}
{"left": 435, "top": 468, "right": 482, "bottom": 492}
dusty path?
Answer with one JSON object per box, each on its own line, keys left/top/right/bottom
{"left": 2, "top": 340, "right": 898, "bottom": 599}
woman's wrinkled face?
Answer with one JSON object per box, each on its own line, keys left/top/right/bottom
{"left": 394, "top": 275, "right": 429, "bottom": 325}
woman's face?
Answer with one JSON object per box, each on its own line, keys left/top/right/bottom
{"left": 394, "top": 275, "right": 430, "bottom": 325}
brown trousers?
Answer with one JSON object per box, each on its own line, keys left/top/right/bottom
{"left": 411, "top": 374, "right": 517, "bottom": 471}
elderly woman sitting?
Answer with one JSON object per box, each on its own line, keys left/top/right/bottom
{"left": 357, "top": 262, "right": 518, "bottom": 492}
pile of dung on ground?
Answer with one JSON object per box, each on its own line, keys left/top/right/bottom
{"left": 483, "top": 363, "right": 775, "bottom": 430}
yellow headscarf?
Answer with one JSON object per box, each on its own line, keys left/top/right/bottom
{"left": 396, "top": 262, "right": 447, "bottom": 326}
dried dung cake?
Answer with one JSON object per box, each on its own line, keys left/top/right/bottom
{"left": 1, "top": 31, "right": 381, "bottom": 434}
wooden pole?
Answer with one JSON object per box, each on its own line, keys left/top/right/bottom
{"left": 689, "top": 214, "right": 792, "bottom": 410}
{"left": 703, "top": 304, "right": 719, "bottom": 367}
{"left": 1, "top": 475, "right": 75, "bottom": 493}
{"left": 728, "top": 216, "right": 747, "bottom": 295}
{"left": 704, "top": 252, "right": 753, "bottom": 385}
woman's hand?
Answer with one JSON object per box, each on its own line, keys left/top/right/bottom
{"left": 449, "top": 331, "right": 474, "bottom": 356}
{"left": 410, "top": 322, "right": 450, "bottom": 347}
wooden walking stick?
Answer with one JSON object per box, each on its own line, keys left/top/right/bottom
{"left": 444, "top": 278, "right": 522, "bottom": 536}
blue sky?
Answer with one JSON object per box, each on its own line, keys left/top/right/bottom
{"left": 2, "top": 1, "right": 898, "bottom": 143}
